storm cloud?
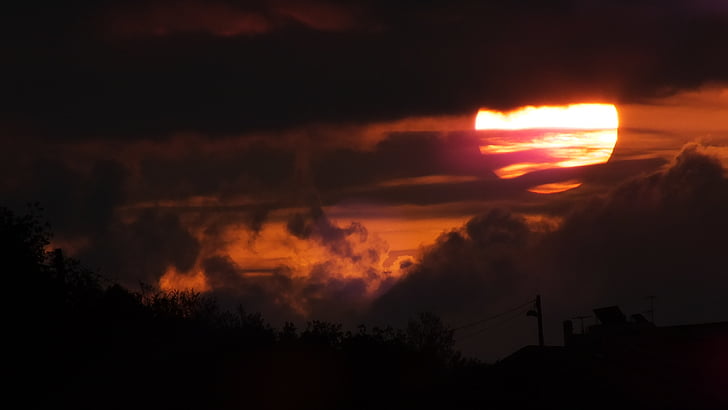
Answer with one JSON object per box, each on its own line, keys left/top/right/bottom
{"left": 3, "top": 1, "right": 728, "bottom": 364}
{"left": 4, "top": 1, "right": 728, "bottom": 139}
{"left": 369, "top": 144, "right": 728, "bottom": 359}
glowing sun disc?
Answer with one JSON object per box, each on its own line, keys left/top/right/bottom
{"left": 475, "top": 103, "right": 618, "bottom": 130}
{"left": 475, "top": 103, "right": 619, "bottom": 184}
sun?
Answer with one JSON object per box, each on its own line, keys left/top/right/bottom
{"left": 475, "top": 103, "right": 619, "bottom": 192}
{"left": 475, "top": 103, "right": 618, "bottom": 131}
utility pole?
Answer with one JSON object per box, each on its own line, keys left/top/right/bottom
{"left": 527, "top": 294, "right": 545, "bottom": 346}
{"left": 536, "top": 294, "right": 544, "bottom": 347}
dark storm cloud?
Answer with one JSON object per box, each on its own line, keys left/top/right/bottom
{"left": 2, "top": 158, "right": 126, "bottom": 237}
{"left": 368, "top": 208, "right": 538, "bottom": 324}
{"left": 367, "top": 144, "right": 728, "bottom": 357}
{"left": 200, "top": 255, "right": 303, "bottom": 324}
{"left": 313, "top": 132, "right": 493, "bottom": 192}
{"left": 0, "top": 149, "right": 202, "bottom": 289}
{"left": 0, "top": 132, "right": 295, "bottom": 246}
{"left": 286, "top": 205, "right": 380, "bottom": 263}
{"left": 365, "top": 207, "right": 542, "bottom": 359}
{"left": 4, "top": 0, "right": 727, "bottom": 362}
{"left": 135, "top": 140, "right": 294, "bottom": 202}
{"left": 4, "top": 1, "right": 728, "bottom": 139}
{"left": 540, "top": 144, "right": 728, "bottom": 324}
{"left": 106, "top": 0, "right": 363, "bottom": 37}
{"left": 80, "top": 209, "right": 201, "bottom": 288}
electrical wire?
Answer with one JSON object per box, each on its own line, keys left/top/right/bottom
{"left": 454, "top": 305, "right": 532, "bottom": 342}
{"left": 450, "top": 298, "right": 535, "bottom": 331}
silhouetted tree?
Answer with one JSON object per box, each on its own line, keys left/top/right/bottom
{"left": 406, "top": 311, "right": 457, "bottom": 363}
{"left": 2, "top": 203, "right": 51, "bottom": 287}
{"left": 301, "top": 320, "right": 344, "bottom": 347}
{"left": 2, "top": 203, "right": 489, "bottom": 410}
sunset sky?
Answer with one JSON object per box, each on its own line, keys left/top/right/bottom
{"left": 4, "top": 0, "right": 728, "bottom": 360}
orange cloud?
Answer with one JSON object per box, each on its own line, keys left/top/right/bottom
{"left": 160, "top": 266, "right": 210, "bottom": 292}
{"left": 527, "top": 180, "right": 583, "bottom": 195}
{"left": 612, "top": 84, "right": 728, "bottom": 164}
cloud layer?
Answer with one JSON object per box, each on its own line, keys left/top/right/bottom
{"left": 4, "top": 1, "right": 728, "bottom": 361}
{"left": 371, "top": 144, "right": 728, "bottom": 359}
{"left": 5, "top": 1, "right": 728, "bottom": 139}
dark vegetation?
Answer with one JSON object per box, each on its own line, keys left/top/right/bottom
{"left": 4, "top": 204, "right": 488, "bottom": 409}
{"left": 5, "top": 204, "right": 725, "bottom": 410}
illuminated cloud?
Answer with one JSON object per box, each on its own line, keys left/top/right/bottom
{"left": 527, "top": 180, "right": 583, "bottom": 195}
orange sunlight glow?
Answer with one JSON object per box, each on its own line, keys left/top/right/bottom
{"left": 160, "top": 267, "right": 210, "bottom": 292}
{"left": 475, "top": 104, "right": 619, "bottom": 192}
{"left": 527, "top": 180, "right": 583, "bottom": 194}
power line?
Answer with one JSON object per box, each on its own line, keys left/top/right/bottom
{"left": 451, "top": 299, "right": 535, "bottom": 332}
{"left": 454, "top": 305, "right": 532, "bottom": 342}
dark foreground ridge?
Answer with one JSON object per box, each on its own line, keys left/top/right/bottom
{"left": 4, "top": 205, "right": 727, "bottom": 410}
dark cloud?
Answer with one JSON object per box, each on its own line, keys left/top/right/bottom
{"left": 200, "top": 255, "right": 303, "bottom": 324}
{"left": 367, "top": 208, "right": 540, "bottom": 357}
{"left": 313, "top": 132, "right": 494, "bottom": 192}
{"left": 108, "top": 2, "right": 274, "bottom": 38}
{"left": 541, "top": 144, "right": 728, "bottom": 325}
{"left": 315, "top": 129, "right": 667, "bottom": 207}
{"left": 4, "top": 1, "right": 728, "bottom": 139}
{"left": 247, "top": 205, "right": 271, "bottom": 238}
{"left": 4, "top": 0, "right": 727, "bottom": 364}
{"left": 199, "top": 249, "right": 379, "bottom": 327}
{"left": 286, "top": 205, "right": 378, "bottom": 263}
{"left": 2, "top": 158, "right": 126, "bottom": 237}
{"left": 106, "top": 0, "right": 364, "bottom": 38}
{"left": 80, "top": 209, "right": 201, "bottom": 288}
{"left": 135, "top": 140, "right": 294, "bottom": 202}
{"left": 367, "top": 144, "right": 728, "bottom": 359}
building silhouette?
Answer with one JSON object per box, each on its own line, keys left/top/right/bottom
{"left": 494, "top": 304, "right": 728, "bottom": 409}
